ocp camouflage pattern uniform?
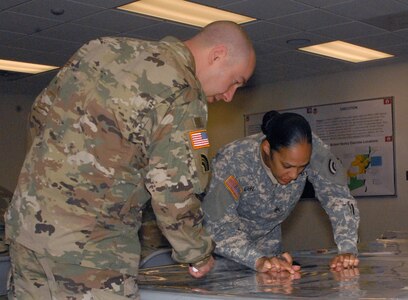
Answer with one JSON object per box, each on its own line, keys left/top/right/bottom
{"left": 6, "top": 36, "right": 213, "bottom": 299}
{"left": 202, "top": 132, "right": 359, "bottom": 270}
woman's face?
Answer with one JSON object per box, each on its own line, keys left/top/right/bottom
{"left": 262, "top": 140, "right": 312, "bottom": 185}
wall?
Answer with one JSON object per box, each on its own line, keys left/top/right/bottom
{"left": 0, "top": 72, "right": 54, "bottom": 192}
{"left": 0, "top": 95, "right": 31, "bottom": 192}
{"left": 208, "top": 62, "right": 408, "bottom": 252}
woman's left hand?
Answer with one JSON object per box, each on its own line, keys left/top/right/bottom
{"left": 330, "top": 253, "right": 359, "bottom": 270}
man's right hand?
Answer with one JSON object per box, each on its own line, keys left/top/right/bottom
{"left": 188, "top": 255, "right": 215, "bottom": 278}
{"left": 255, "top": 252, "right": 301, "bottom": 274}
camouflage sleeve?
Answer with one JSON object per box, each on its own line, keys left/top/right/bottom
{"left": 145, "top": 95, "right": 214, "bottom": 265}
{"left": 202, "top": 160, "right": 266, "bottom": 270}
{"left": 309, "top": 137, "right": 360, "bottom": 255}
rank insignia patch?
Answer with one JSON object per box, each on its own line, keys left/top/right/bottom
{"left": 189, "top": 130, "right": 210, "bottom": 149}
{"left": 224, "top": 175, "right": 242, "bottom": 200}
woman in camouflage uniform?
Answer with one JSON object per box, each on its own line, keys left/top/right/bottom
{"left": 203, "top": 111, "right": 360, "bottom": 274}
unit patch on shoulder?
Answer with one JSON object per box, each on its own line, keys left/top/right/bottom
{"left": 224, "top": 175, "right": 242, "bottom": 201}
{"left": 189, "top": 130, "right": 210, "bottom": 149}
{"left": 201, "top": 154, "right": 210, "bottom": 173}
{"left": 193, "top": 117, "right": 204, "bottom": 129}
{"left": 328, "top": 158, "right": 337, "bottom": 175}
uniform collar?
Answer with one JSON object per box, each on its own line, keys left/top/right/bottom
{"left": 160, "top": 36, "right": 196, "bottom": 76}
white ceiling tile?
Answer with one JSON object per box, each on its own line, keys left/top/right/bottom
{"left": 222, "top": 0, "right": 312, "bottom": 20}
{"left": 127, "top": 22, "right": 199, "bottom": 41}
{"left": 0, "top": 11, "right": 61, "bottom": 34}
{"left": 348, "top": 33, "right": 408, "bottom": 51}
{"left": 69, "top": 0, "right": 134, "bottom": 9}
{"left": 0, "top": 0, "right": 31, "bottom": 11}
{"left": 0, "top": 30, "right": 25, "bottom": 44}
{"left": 252, "top": 41, "right": 287, "bottom": 56}
{"left": 270, "top": 9, "right": 350, "bottom": 30}
{"left": 264, "top": 31, "right": 331, "bottom": 49}
{"left": 242, "top": 21, "right": 298, "bottom": 42}
{"left": 188, "top": 0, "right": 244, "bottom": 7}
{"left": 9, "top": 0, "right": 103, "bottom": 22}
{"left": 74, "top": 10, "right": 160, "bottom": 33}
{"left": 324, "top": 0, "right": 408, "bottom": 20}
{"left": 294, "top": 0, "right": 354, "bottom": 8}
{"left": 36, "top": 23, "right": 117, "bottom": 43}
{"left": 6, "top": 36, "right": 81, "bottom": 55}
{"left": 0, "top": 45, "right": 67, "bottom": 65}
{"left": 311, "top": 21, "right": 387, "bottom": 40}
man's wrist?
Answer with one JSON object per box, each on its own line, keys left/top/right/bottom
{"left": 190, "top": 255, "right": 212, "bottom": 268}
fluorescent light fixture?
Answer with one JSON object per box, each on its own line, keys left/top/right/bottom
{"left": 118, "top": 0, "right": 256, "bottom": 27}
{"left": 0, "top": 59, "right": 59, "bottom": 74}
{"left": 299, "top": 40, "right": 394, "bottom": 63}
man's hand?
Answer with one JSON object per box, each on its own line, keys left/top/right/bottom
{"left": 255, "top": 252, "right": 301, "bottom": 274}
{"left": 188, "top": 255, "right": 215, "bottom": 278}
{"left": 330, "top": 253, "right": 359, "bottom": 271}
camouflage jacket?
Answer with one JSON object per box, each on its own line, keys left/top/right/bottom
{"left": 202, "top": 133, "right": 359, "bottom": 270}
{"left": 6, "top": 36, "right": 213, "bottom": 275}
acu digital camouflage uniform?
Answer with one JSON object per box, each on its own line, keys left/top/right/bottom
{"left": 202, "top": 133, "right": 359, "bottom": 270}
{"left": 5, "top": 36, "right": 213, "bottom": 299}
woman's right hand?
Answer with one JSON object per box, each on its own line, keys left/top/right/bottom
{"left": 255, "top": 252, "right": 301, "bottom": 273}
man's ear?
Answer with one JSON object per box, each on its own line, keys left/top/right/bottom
{"left": 208, "top": 45, "right": 227, "bottom": 65}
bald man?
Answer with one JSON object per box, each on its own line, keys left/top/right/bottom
{"left": 6, "top": 21, "right": 256, "bottom": 300}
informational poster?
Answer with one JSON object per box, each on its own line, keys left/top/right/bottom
{"left": 244, "top": 97, "right": 396, "bottom": 197}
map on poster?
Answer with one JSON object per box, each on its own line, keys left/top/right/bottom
{"left": 244, "top": 97, "right": 396, "bottom": 197}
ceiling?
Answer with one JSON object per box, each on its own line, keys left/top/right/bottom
{"left": 2, "top": 0, "right": 408, "bottom": 87}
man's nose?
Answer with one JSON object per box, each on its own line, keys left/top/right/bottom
{"left": 223, "top": 85, "right": 238, "bottom": 102}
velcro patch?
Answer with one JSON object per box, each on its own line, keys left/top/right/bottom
{"left": 189, "top": 130, "right": 210, "bottom": 149}
{"left": 224, "top": 175, "right": 242, "bottom": 200}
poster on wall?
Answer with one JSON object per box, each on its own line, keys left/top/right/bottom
{"left": 244, "top": 97, "right": 396, "bottom": 197}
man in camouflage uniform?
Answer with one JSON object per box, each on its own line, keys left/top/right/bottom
{"left": 202, "top": 132, "right": 359, "bottom": 273}
{"left": 5, "top": 20, "right": 256, "bottom": 299}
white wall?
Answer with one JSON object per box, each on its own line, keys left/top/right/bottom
{"left": 0, "top": 72, "right": 54, "bottom": 192}
{"left": 208, "top": 62, "right": 408, "bottom": 252}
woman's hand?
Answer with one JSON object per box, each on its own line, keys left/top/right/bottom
{"left": 255, "top": 252, "right": 301, "bottom": 273}
{"left": 330, "top": 253, "right": 359, "bottom": 271}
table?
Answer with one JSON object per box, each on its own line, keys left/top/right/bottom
{"left": 139, "top": 231, "right": 408, "bottom": 299}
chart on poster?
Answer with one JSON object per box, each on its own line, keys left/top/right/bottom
{"left": 244, "top": 97, "right": 395, "bottom": 197}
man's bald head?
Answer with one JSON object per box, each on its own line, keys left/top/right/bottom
{"left": 185, "top": 20, "right": 256, "bottom": 103}
{"left": 194, "top": 20, "right": 254, "bottom": 63}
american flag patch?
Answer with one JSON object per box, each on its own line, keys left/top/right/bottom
{"left": 224, "top": 175, "right": 242, "bottom": 200}
{"left": 189, "top": 130, "right": 210, "bottom": 149}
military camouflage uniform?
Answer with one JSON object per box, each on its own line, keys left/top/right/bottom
{"left": 202, "top": 133, "right": 359, "bottom": 270}
{"left": 5, "top": 36, "right": 213, "bottom": 299}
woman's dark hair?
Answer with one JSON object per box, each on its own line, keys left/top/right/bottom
{"left": 261, "top": 110, "right": 312, "bottom": 152}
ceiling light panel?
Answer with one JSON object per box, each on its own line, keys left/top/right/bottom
{"left": 0, "top": 59, "right": 59, "bottom": 74}
{"left": 118, "top": 0, "right": 256, "bottom": 27}
{"left": 299, "top": 41, "right": 394, "bottom": 63}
